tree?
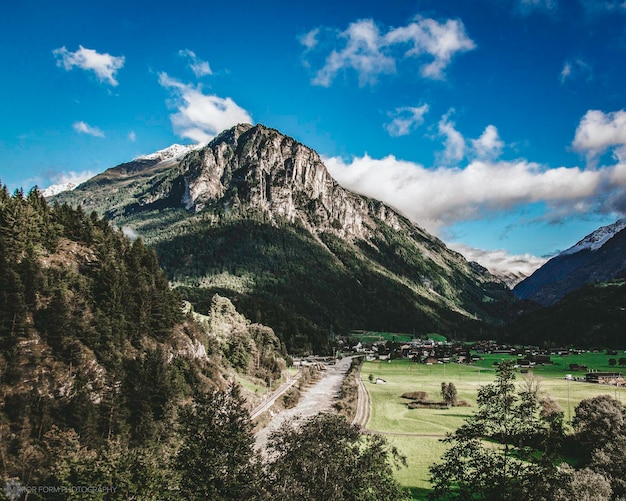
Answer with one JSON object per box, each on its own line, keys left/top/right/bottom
{"left": 571, "top": 395, "right": 625, "bottom": 459}
{"left": 264, "top": 413, "right": 409, "bottom": 501}
{"left": 552, "top": 464, "right": 612, "bottom": 501}
{"left": 590, "top": 433, "right": 626, "bottom": 497}
{"left": 440, "top": 382, "right": 457, "bottom": 407}
{"left": 175, "top": 385, "right": 260, "bottom": 500}
{"left": 429, "top": 361, "right": 561, "bottom": 500}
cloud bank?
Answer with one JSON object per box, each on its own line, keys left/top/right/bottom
{"left": 301, "top": 16, "right": 475, "bottom": 86}
{"left": 325, "top": 109, "right": 626, "bottom": 235}
{"left": 448, "top": 242, "right": 548, "bottom": 279}
{"left": 53, "top": 45, "right": 125, "bottom": 86}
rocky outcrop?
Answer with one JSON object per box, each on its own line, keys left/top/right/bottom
{"left": 181, "top": 124, "right": 373, "bottom": 238}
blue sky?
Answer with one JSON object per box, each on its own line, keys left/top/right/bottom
{"left": 2, "top": 0, "right": 626, "bottom": 274}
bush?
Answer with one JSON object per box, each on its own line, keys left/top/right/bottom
{"left": 401, "top": 391, "right": 429, "bottom": 401}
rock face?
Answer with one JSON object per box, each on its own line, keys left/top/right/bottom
{"left": 180, "top": 124, "right": 391, "bottom": 239}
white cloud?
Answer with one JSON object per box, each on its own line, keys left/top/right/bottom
{"left": 312, "top": 20, "right": 395, "bottom": 87}
{"left": 324, "top": 153, "right": 623, "bottom": 233}
{"left": 572, "top": 109, "right": 626, "bottom": 161}
{"left": 73, "top": 121, "right": 105, "bottom": 137}
{"left": 471, "top": 125, "right": 505, "bottom": 160}
{"left": 384, "top": 104, "right": 429, "bottom": 137}
{"left": 158, "top": 72, "right": 253, "bottom": 142}
{"left": 304, "top": 16, "right": 475, "bottom": 87}
{"left": 128, "top": 131, "right": 137, "bottom": 141}
{"left": 53, "top": 45, "right": 125, "bottom": 86}
{"left": 560, "top": 58, "right": 592, "bottom": 84}
{"left": 178, "top": 49, "right": 212, "bottom": 77}
{"left": 449, "top": 242, "right": 548, "bottom": 280}
{"left": 384, "top": 17, "right": 476, "bottom": 79}
{"left": 299, "top": 28, "right": 320, "bottom": 50}
{"left": 52, "top": 170, "right": 96, "bottom": 186}
{"left": 437, "top": 113, "right": 466, "bottom": 163}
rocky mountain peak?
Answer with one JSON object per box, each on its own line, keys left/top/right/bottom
{"left": 180, "top": 123, "right": 379, "bottom": 238}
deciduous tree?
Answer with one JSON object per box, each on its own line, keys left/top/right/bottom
{"left": 264, "top": 412, "right": 409, "bottom": 501}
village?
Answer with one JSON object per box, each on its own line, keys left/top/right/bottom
{"left": 347, "top": 337, "right": 626, "bottom": 387}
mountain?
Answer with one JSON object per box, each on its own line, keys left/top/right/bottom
{"left": 53, "top": 123, "right": 516, "bottom": 352}
{"left": 513, "top": 219, "right": 626, "bottom": 306}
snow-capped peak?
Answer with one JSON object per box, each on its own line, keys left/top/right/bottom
{"left": 134, "top": 143, "right": 203, "bottom": 162}
{"left": 560, "top": 219, "right": 626, "bottom": 256}
{"left": 41, "top": 182, "right": 77, "bottom": 198}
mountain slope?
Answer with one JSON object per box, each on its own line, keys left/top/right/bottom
{"left": 0, "top": 185, "right": 290, "bottom": 491}
{"left": 513, "top": 220, "right": 626, "bottom": 306}
{"left": 503, "top": 279, "right": 626, "bottom": 348}
{"left": 54, "top": 124, "right": 516, "bottom": 351}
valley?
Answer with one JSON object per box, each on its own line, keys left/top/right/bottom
{"left": 3, "top": 123, "right": 626, "bottom": 500}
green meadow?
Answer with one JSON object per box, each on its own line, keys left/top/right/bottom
{"left": 350, "top": 331, "right": 448, "bottom": 343}
{"left": 362, "top": 357, "right": 626, "bottom": 500}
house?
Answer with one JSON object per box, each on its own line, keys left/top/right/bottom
{"left": 585, "top": 372, "right": 624, "bottom": 385}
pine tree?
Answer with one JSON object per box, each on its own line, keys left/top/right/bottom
{"left": 175, "top": 385, "right": 259, "bottom": 500}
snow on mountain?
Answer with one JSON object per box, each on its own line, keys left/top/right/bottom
{"left": 560, "top": 219, "right": 626, "bottom": 256}
{"left": 134, "top": 143, "right": 202, "bottom": 163}
{"left": 41, "top": 182, "right": 77, "bottom": 198}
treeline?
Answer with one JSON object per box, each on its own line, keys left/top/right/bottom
{"left": 0, "top": 185, "right": 213, "bottom": 488}
{"left": 501, "top": 280, "right": 626, "bottom": 348}
{"left": 0, "top": 185, "right": 306, "bottom": 499}
{"left": 1, "top": 384, "right": 409, "bottom": 500}
{"left": 0, "top": 185, "right": 183, "bottom": 357}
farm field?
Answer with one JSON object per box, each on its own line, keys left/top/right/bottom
{"left": 362, "top": 357, "right": 626, "bottom": 499}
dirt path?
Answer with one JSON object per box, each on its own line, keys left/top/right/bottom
{"left": 351, "top": 366, "right": 370, "bottom": 427}
{"left": 254, "top": 356, "right": 354, "bottom": 451}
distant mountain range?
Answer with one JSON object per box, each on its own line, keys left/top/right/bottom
{"left": 52, "top": 123, "right": 515, "bottom": 351}
{"left": 513, "top": 219, "right": 626, "bottom": 306}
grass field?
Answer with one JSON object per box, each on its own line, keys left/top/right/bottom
{"left": 350, "top": 331, "right": 447, "bottom": 343}
{"left": 362, "top": 357, "right": 626, "bottom": 500}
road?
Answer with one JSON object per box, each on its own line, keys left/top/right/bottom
{"left": 351, "top": 364, "right": 370, "bottom": 427}
{"left": 254, "top": 356, "right": 354, "bottom": 451}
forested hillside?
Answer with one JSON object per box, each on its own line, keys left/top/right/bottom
{"left": 0, "top": 185, "right": 291, "bottom": 497}
{"left": 502, "top": 279, "right": 626, "bottom": 348}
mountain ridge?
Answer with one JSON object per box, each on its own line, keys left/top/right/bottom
{"left": 513, "top": 219, "right": 626, "bottom": 306}
{"left": 53, "top": 123, "right": 516, "bottom": 351}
